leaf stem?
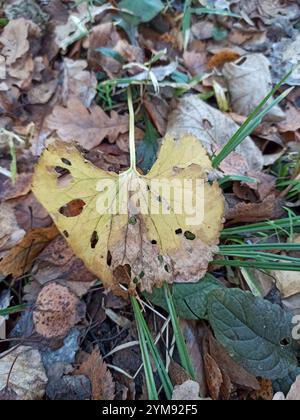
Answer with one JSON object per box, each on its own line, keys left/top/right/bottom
{"left": 127, "top": 87, "right": 137, "bottom": 171}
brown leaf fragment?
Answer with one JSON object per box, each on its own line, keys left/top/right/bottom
{"left": 0, "top": 18, "right": 40, "bottom": 65}
{"left": 0, "top": 225, "right": 59, "bottom": 278}
{"left": 225, "top": 194, "right": 284, "bottom": 224}
{"left": 0, "top": 202, "right": 25, "bottom": 253}
{"left": 33, "top": 282, "right": 85, "bottom": 339}
{"left": 46, "top": 97, "right": 129, "bottom": 149}
{"left": 76, "top": 348, "right": 115, "bottom": 400}
{"left": 250, "top": 378, "right": 273, "bottom": 400}
{"left": 0, "top": 173, "right": 32, "bottom": 201}
{"left": 204, "top": 353, "right": 224, "bottom": 400}
{"left": 144, "top": 96, "right": 169, "bottom": 136}
{"left": 207, "top": 334, "right": 260, "bottom": 391}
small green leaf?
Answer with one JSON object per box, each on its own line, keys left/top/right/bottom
{"left": 120, "top": 0, "right": 164, "bottom": 24}
{"left": 144, "top": 274, "right": 224, "bottom": 320}
{"left": 137, "top": 117, "right": 159, "bottom": 173}
{"left": 207, "top": 288, "right": 298, "bottom": 380}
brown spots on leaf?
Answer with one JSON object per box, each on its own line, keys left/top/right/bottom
{"left": 59, "top": 199, "right": 86, "bottom": 217}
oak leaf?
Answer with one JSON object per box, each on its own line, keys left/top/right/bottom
{"left": 46, "top": 97, "right": 129, "bottom": 149}
{"left": 32, "top": 135, "right": 224, "bottom": 294}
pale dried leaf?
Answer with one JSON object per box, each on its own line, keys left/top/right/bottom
{"left": 0, "top": 346, "right": 47, "bottom": 400}
{"left": 62, "top": 58, "right": 97, "bottom": 107}
{"left": 0, "top": 202, "right": 25, "bottom": 254}
{"left": 0, "top": 18, "right": 40, "bottom": 65}
{"left": 46, "top": 97, "right": 129, "bottom": 149}
{"left": 172, "top": 380, "right": 203, "bottom": 400}
{"left": 223, "top": 54, "right": 285, "bottom": 122}
{"left": 167, "top": 95, "right": 264, "bottom": 171}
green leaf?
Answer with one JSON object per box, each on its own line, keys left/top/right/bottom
{"left": 119, "top": 0, "right": 164, "bottom": 24}
{"left": 207, "top": 288, "right": 298, "bottom": 380}
{"left": 96, "top": 48, "right": 126, "bottom": 64}
{"left": 137, "top": 117, "right": 159, "bottom": 173}
{"left": 144, "top": 274, "right": 224, "bottom": 320}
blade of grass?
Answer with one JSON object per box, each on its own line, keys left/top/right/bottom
{"left": 131, "top": 297, "right": 158, "bottom": 400}
{"left": 214, "top": 259, "right": 300, "bottom": 271}
{"left": 0, "top": 304, "right": 27, "bottom": 317}
{"left": 212, "top": 69, "right": 294, "bottom": 168}
{"left": 131, "top": 296, "right": 173, "bottom": 399}
{"left": 192, "top": 7, "right": 241, "bottom": 18}
{"left": 219, "top": 243, "right": 300, "bottom": 252}
{"left": 219, "top": 175, "right": 258, "bottom": 187}
{"left": 163, "top": 283, "right": 195, "bottom": 380}
{"left": 221, "top": 216, "right": 300, "bottom": 237}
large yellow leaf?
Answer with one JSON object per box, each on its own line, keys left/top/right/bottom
{"left": 32, "top": 134, "right": 224, "bottom": 294}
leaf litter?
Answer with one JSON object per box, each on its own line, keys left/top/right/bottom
{"left": 0, "top": 0, "right": 300, "bottom": 401}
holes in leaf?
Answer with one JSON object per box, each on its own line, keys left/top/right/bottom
{"left": 54, "top": 166, "right": 70, "bottom": 176}
{"left": 90, "top": 231, "right": 99, "bottom": 249}
{"left": 280, "top": 338, "right": 291, "bottom": 347}
{"left": 158, "top": 255, "right": 164, "bottom": 264}
{"left": 236, "top": 57, "right": 247, "bottom": 66}
{"left": 61, "top": 158, "right": 72, "bottom": 166}
{"left": 164, "top": 264, "right": 171, "bottom": 273}
{"left": 175, "top": 228, "right": 183, "bottom": 235}
{"left": 184, "top": 231, "right": 196, "bottom": 241}
{"left": 151, "top": 240, "right": 157, "bottom": 245}
{"left": 128, "top": 216, "right": 137, "bottom": 225}
{"left": 106, "top": 250, "right": 112, "bottom": 267}
{"left": 63, "top": 230, "right": 69, "bottom": 238}
{"left": 59, "top": 199, "right": 85, "bottom": 218}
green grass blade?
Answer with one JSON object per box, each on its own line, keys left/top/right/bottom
{"left": 131, "top": 296, "right": 173, "bottom": 399}
{"left": 212, "top": 69, "right": 294, "bottom": 168}
{"left": 192, "top": 7, "right": 241, "bottom": 18}
{"left": 131, "top": 297, "right": 158, "bottom": 400}
{"left": 214, "top": 259, "right": 300, "bottom": 271}
{"left": 163, "top": 283, "right": 195, "bottom": 380}
{"left": 0, "top": 304, "right": 27, "bottom": 317}
{"left": 219, "top": 243, "right": 300, "bottom": 252}
{"left": 221, "top": 216, "right": 300, "bottom": 237}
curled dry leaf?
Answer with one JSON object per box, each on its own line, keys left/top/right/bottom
{"left": 167, "top": 95, "right": 264, "bottom": 171}
{"left": 32, "top": 135, "right": 224, "bottom": 294}
{"left": 33, "top": 282, "right": 85, "bottom": 339}
{"left": 76, "top": 348, "right": 115, "bottom": 400}
{"left": 46, "top": 97, "right": 129, "bottom": 150}
{"left": 0, "top": 346, "right": 47, "bottom": 400}
{"left": 0, "top": 225, "right": 58, "bottom": 279}
{"left": 223, "top": 54, "right": 285, "bottom": 122}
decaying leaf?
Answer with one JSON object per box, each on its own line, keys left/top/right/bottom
{"left": 172, "top": 380, "right": 203, "bottom": 401}
{"left": 0, "top": 346, "right": 47, "bottom": 400}
{"left": 167, "top": 95, "right": 264, "bottom": 171}
{"left": 62, "top": 58, "right": 97, "bottom": 107}
{"left": 33, "top": 282, "right": 85, "bottom": 339}
{"left": 0, "top": 202, "right": 25, "bottom": 253}
{"left": 76, "top": 348, "right": 115, "bottom": 400}
{"left": 46, "top": 97, "right": 129, "bottom": 150}
{"left": 270, "top": 236, "right": 300, "bottom": 299}
{"left": 223, "top": 54, "right": 285, "bottom": 122}
{"left": 0, "top": 18, "right": 40, "bottom": 66}
{"left": 0, "top": 225, "right": 58, "bottom": 278}
{"left": 32, "top": 135, "right": 224, "bottom": 293}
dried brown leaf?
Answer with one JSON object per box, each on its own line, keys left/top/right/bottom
{"left": 0, "top": 225, "right": 58, "bottom": 278}
{"left": 76, "top": 348, "right": 115, "bottom": 400}
{"left": 46, "top": 97, "right": 129, "bottom": 149}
